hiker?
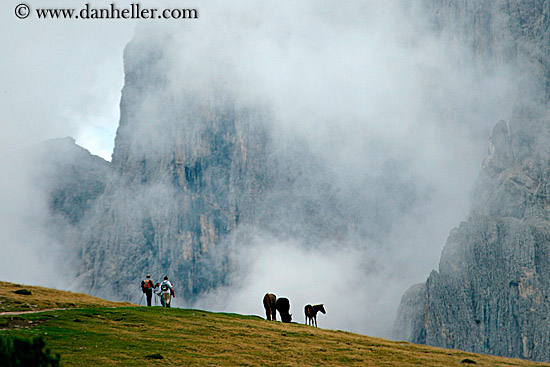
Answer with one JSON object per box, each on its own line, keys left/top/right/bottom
{"left": 160, "top": 276, "right": 174, "bottom": 308}
{"left": 141, "top": 274, "right": 156, "bottom": 306}
{"left": 155, "top": 286, "right": 165, "bottom": 307}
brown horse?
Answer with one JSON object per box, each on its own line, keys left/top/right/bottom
{"left": 276, "top": 297, "right": 292, "bottom": 323}
{"left": 263, "top": 293, "right": 277, "bottom": 321}
{"left": 304, "top": 304, "right": 326, "bottom": 327}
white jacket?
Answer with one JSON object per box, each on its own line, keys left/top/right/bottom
{"left": 160, "top": 280, "right": 173, "bottom": 294}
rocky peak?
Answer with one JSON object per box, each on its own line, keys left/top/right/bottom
{"left": 26, "top": 137, "right": 110, "bottom": 225}
{"left": 471, "top": 114, "right": 550, "bottom": 221}
{"left": 487, "top": 120, "right": 512, "bottom": 166}
{"left": 394, "top": 0, "right": 550, "bottom": 362}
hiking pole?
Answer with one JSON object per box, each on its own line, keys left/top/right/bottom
{"left": 139, "top": 293, "right": 144, "bottom": 306}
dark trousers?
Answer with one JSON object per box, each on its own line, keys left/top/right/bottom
{"left": 145, "top": 289, "right": 153, "bottom": 306}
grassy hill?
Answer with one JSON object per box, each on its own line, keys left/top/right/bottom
{"left": 0, "top": 281, "right": 549, "bottom": 366}
{"left": 0, "top": 281, "right": 134, "bottom": 313}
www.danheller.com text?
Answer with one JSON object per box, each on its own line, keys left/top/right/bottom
{"left": 16, "top": 2, "right": 199, "bottom": 20}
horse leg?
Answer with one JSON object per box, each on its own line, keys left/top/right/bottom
{"left": 313, "top": 316, "right": 317, "bottom": 327}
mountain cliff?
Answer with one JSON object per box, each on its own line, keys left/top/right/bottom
{"left": 67, "top": 27, "right": 372, "bottom": 303}
{"left": 74, "top": 30, "right": 271, "bottom": 300}
{"left": 27, "top": 137, "right": 109, "bottom": 226}
{"left": 31, "top": 15, "right": 442, "bottom": 309}
{"left": 394, "top": 0, "right": 550, "bottom": 361}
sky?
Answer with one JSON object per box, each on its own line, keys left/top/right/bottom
{"left": 1, "top": 0, "right": 137, "bottom": 160}
{"left": 1, "top": 0, "right": 523, "bottom": 338}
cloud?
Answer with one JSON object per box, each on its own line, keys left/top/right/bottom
{"left": 0, "top": 0, "right": 135, "bottom": 160}
{"left": 0, "top": 0, "right": 137, "bottom": 289}
{"left": 165, "top": 0, "right": 520, "bottom": 337}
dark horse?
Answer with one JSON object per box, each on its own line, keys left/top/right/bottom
{"left": 263, "top": 293, "right": 277, "bottom": 321}
{"left": 304, "top": 304, "right": 326, "bottom": 327}
{"left": 276, "top": 297, "right": 292, "bottom": 323}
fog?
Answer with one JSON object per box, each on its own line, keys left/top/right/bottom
{"left": 159, "top": 0, "right": 519, "bottom": 336}
{"left": 1, "top": 1, "right": 526, "bottom": 338}
{"left": 0, "top": 0, "right": 135, "bottom": 159}
{"left": 0, "top": 0, "right": 134, "bottom": 287}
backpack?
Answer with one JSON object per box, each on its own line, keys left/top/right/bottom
{"left": 141, "top": 280, "right": 152, "bottom": 291}
{"left": 161, "top": 283, "right": 169, "bottom": 292}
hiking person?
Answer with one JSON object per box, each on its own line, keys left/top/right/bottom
{"left": 140, "top": 274, "right": 156, "bottom": 306}
{"left": 160, "top": 276, "right": 174, "bottom": 308}
{"left": 154, "top": 285, "right": 165, "bottom": 307}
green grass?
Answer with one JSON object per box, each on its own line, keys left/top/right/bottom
{"left": 1, "top": 281, "right": 550, "bottom": 366}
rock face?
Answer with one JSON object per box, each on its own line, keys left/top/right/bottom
{"left": 73, "top": 31, "right": 272, "bottom": 301}
{"left": 66, "top": 28, "right": 366, "bottom": 303}
{"left": 30, "top": 22, "right": 436, "bottom": 306}
{"left": 26, "top": 137, "right": 109, "bottom": 228}
{"left": 396, "top": 115, "right": 550, "bottom": 358}
{"left": 394, "top": 120, "right": 550, "bottom": 363}
{"left": 394, "top": 1, "right": 550, "bottom": 361}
